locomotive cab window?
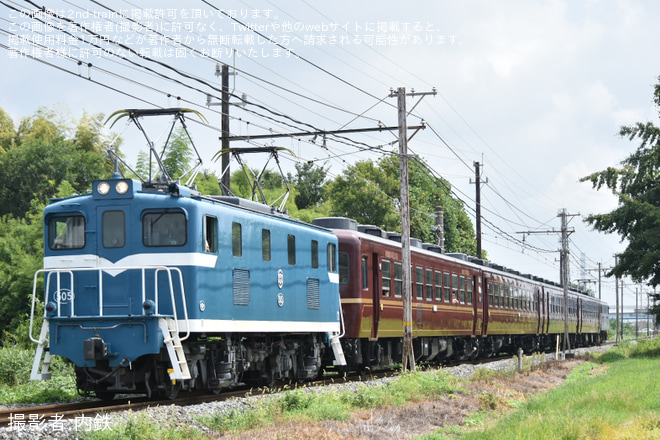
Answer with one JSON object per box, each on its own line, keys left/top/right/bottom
{"left": 49, "top": 215, "right": 85, "bottom": 250}
{"left": 143, "top": 211, "right": 186, "bottom": 247}
{"left": 204, "top": 215, "right": 217, "bottom": 253}
{"left": 328, "top": 243, "right": 337, "bottom": 272}
{"left": 102, "top": 210, "right": 125, "bottom": 248}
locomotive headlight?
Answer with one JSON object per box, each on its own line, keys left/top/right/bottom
{"left": 97, "top": 181, "right": 110, "bottom": 195}
{"left": 45, "top": 302, "right": 57, "bottom": 316}
{"left": 143, "top": 300, "right": 155, "bottom": 315}
{"left": 116, "top": 180, "right": 129, "bottom": 194}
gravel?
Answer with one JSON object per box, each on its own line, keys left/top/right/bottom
{"left": 0, "top": 344, "right": 611, "bottom": 440}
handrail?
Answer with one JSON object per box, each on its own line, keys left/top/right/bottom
{"left": 29, "top": 266, "right": 189, "bottom": 344}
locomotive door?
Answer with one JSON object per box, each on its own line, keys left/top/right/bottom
{"left": 96, "top": 205, "right": 132, "bottom": 316}
{"left": 370, "top": 253, "right": 380, "bottom": 341}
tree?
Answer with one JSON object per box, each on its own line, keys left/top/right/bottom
{"left": 581, "top": 76, "right": 660, "bottom": 320}
{"left": 0, "top": 108, "right": 16, "bottom": 152}
{"left": 290, "top": 162, "right": 329, "bottom": 210}
{"left": 326, "top": 155, "right": 477, "bottom": 254}
{"left": 161, "top": 126, "right": 194, "bottom": 180}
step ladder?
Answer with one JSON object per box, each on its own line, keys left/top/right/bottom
{"left": 30, "top": 320, "right": 52, "bottom": 380}
{"left": 329, "top": 332, "right": 347, "bottom": 366}
{"left": 158, "top": 318, "right": 191, "bottom": 380}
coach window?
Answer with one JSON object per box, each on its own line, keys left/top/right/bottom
{"left": 488, "top": 282, "right": 494, "bottom": 306}
{"left": 312, "top": 240, "right": 319, "bottom": 269}
{"left": 143, "top": 211, "right": 186, "bottom": 247}
{"left": 287, "top": 234, "right": 296, "bottom": 265}
{"left": 467, "top": 278, "right": 473, "bottom": 305}
{"left": 382, "top": 259, "right": 392, "bottom": 297}
{"left": 416, "top": 267, "right": 424, "bottom": 300}
{"left": 338, "top": 251, "right": 349, "bottom": 284}
{"left": 103, "top": 210, "right": 125, "bottom": 248}
{"left": 435, "top": 271, "right": 442, "bottom": 302}
{"left": 262, "top": 229, "right": 271, "bottom": 261}
{"left": 459, "top": 276, "right": 466, "bottom": 304}
{"left": 232, "top": 222, "right": 242, "bottom": 257}
{"left": 49, "top": 215, "right": 86, "bottom": 250}
{"left": 425, "top": 269, "right": 433, "bottom": 301}
{"left": 362, "top": 257, "right": 369, "bottom": 289}
{"left": 443, "top": 272, "right": 450, "bottom": 302}
{"left": 394, "top": 262, "right": 403, "bottom": 298}
{"left": 451, "top": 274, "right": 459, "bottom": 304}
{"left": 505, "top": 285, "right": 511, "bottom": 309}
{"left": 494, "top": 284, "right": 500, "bottom": 308}
{"left": 203, "top": 216, "right": 217, "bottom": 253}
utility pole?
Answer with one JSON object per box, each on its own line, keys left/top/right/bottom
{"left": 390, "top": 86, "right": 436, "bottom": 373}
{"left": 615, "top": 255, "right": 620, "bottom": 343}
{"left": 206, "top": 63, "right": 236, "bottom": 195}
{"left": 518, "top": 208, "right": 577, "bottom": 356}
{"left": 435, "top": 206, "right": 445, "bottom": 252}
{"left": 470, "top": 162, "right": 488, "bottom": 259}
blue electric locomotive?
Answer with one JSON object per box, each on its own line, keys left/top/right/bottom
{"left": 29, "top": 109, "right": 345, "bottom": 399}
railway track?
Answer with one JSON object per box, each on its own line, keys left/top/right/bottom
{"left": 0, "top": 342, "right": 614, "bottom": 431}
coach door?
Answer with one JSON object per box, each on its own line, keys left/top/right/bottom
{"left": 536, "top": 287, "right": 544, "bottom": 335}
{"left": 481, "top": 274, "right": 490, "bottom": 335}
{"left": 473, "top": 273, "right": 486, "bottom": 337}
{"left": 370, "top": 253, "right": 381, "bottom": 340}
{"left": 97, "top": 205, "right": 132, "bottom": 315}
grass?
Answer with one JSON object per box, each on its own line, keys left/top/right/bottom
{"left": 425, "top": 338, "right": 660, "bottom": 440}
{"left": 200, "top": 369, "right": 465, "bottom": 435}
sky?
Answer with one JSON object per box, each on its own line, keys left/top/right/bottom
{"left": 2, "top": 0, "right": 660, "bottom": 311}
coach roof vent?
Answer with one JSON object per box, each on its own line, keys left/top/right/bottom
{"left": 357, "top": 225, "right": 384, "bottom": 237}
{"left": 312, "top": 217, "right": 357, "bottom": 231}
{"left": 447, "top": 253, "right": 468, "bottom": 261}
{"left": 410, "top": 238, "right": 423, "bottom": 248}
{"left": 468, "top": 256, "right": 486, "bottom": 266}
{"left": 423, "top": 243, "right": 443, "bottom": 254}
{"left": 386, "top": 232, "right": 401, "bottom": 243}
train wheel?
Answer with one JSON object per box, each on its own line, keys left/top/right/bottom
{"left": 162, "top": 381, "right": 181, "bottom": 400}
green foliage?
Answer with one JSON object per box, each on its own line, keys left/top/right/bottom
{"left": 581, "top": 76, "right": 660, "bottom": 323}
{"left": 161, "top": 126, "right": 194, "bottom": 180}
{"left": 80, "top": 410, "right": 206, "bottom": 440}
{"left": 289, "top": 161, "right": 329, "bottom": 209}
{"left": 0, "top": 107, "right": 16, "bottom": 152}
{"left": 326, "top": 154, "right": 477, "bottom": 254}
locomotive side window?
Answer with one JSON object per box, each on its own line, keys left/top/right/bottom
{"left": 102, "top": 211, "right": 125, "bottom": 248}
{"left": 49, "top": 215, "right": 85, "bottom": 250}
{"left": 262, "top": 229, "right": 271, "bottom": 261}
{"left": 394, "top": 262, "right": 403, "bottom": 298}
{"left": 287, "top": 234, "right": 296, "bottom": 265}
{"left": 338, "top": 251, "right": 349, "bottom": 284}
{"left": 328, "top": 243, "right": 337, "bottom": 272}
{"left": 362, "top": 257, "right": 368, "bottom": 289}
{"left": 143, "top": 211, "right": 186, "bottom": 247}
{"left": 311, "top": 240, "right": 319, "bottom": 269}
{"left": 204, "top": 216, "right": 217, "bottom": 253}
{"left": 382, "top": 259, "right": 391, "bottom": 297}
{"left": 232, "top": 222, "right": 242, "bottom": 257}
{"left": 425, "top": 269, "right": 433, "bottom": 301}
